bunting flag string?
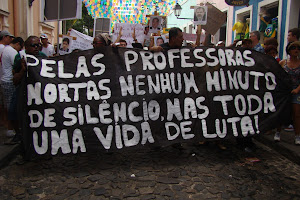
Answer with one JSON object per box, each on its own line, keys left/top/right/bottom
{"left": 82, "top": 0, "right": 180, "bottom": 28}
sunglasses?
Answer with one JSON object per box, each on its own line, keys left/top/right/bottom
{"left": 92, "top": 41, "right": 103, "bottom": 45}
{"left": 289, "top": 46, "right": 300, "bottom": 50}
{"left": 30, "top": 43, "right": 41, "bottom": 48}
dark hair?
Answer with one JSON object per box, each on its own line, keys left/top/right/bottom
{"left": 119, "top": 39, "right": 127, "bottom": 45}
{"left": 169, "top": 27, "right": 182, "bottom": 41}
{"left": 287, "top": 41, "right": 300, "bottom": 54}
{"left": 264, "top": 38, "right": 278, "bottom": 47}
{"left": 153, "top": 17, "right": 159, "bottom": 22}
{"left": 264, "top": 45, "right": 278, "bottom": 54}
{"left": 95, "top": 33, "right": 112, "bottom": 46}
{"left": 250, "top": 30, "right": 260, "bottom": 41}
{"left": 288, "top": 28, "right": 300, "bottom": 40}
{"left": 157, "top": 37, "right": 164, "bottom": 42}
{"left": 25, "top": 36, "right": 39, "bottom": 47}
{"left": 63, "top": 37, "right": 70, "bottom": 44}
{"left": 11, "top": 37, "right": 24, "bottom": 47}
{"left": 242, "top": 39, "right": 252, "bottom": 45}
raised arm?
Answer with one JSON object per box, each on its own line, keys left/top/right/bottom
{"left": 195, "top": 25, "right": 202, "bottom": 47}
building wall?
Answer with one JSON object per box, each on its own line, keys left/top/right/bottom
{"left": 167, "top": 0, "right": 233, "bottom": 46}
{"left": 232, "top": 0, "right": 299, "bottom": 59}
{"left": 0, "top": 0, "right": 59, "bottom": 45}
{"left": 0, "top": 0, "right": 10, "bottom": 31}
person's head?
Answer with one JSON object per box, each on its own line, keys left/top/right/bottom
{"left": 242, "top": 39, "right": 252, "bottom": 48}
{"left": 0, "top": 30, "right": 14, "bottom": 45}
{"left": 264, "top": 37, "right": 278, "bottom": 49}
{"left": 287, "top": 41, "right": 300, "bottom": 56}
{"left": 93, "top": 33, "right": 112, "bottom": 51}
{"left": 250, "top": 31, "right": 260, "bottom": 45}
{"left": 265, "top": 45, "right": 278, "bottom": 58}
{"left": 62, "top": 37, "right": 70, "bottom": 50}
{"left": 195, "top": 7, "right": 206, "bottom": 20}
{"left": 25, "top": 36, "right": 41, "bottom": 55}
{"left": 287, "top": 28, "right": 300, "bottom": 43}
{"left": 169, "top": 27, "right": 183, "bottom": 48}
{"left": 144, "top": 26, "right": 149, "bottom": 35}
{"left": 119, "top": 39, "right": 127, "bottom": 47}
{"left": 152, "top": 17, "right": 159, "bottom": 29}
{"left": 10, "top": 37, "right": 24, "bottom": 52}
{"left": 156, "top": 37, "right": 164, "bottom": 46}
{"left": 40, "top": 33, "right": 49, "bottom": 45}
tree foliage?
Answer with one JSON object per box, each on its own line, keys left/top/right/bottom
{"left": 65, "top": 3, "right": 93, "bottom": 36}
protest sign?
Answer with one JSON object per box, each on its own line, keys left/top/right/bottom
{"left": 183, "top": 33, "right": 197, "bottom": 41}
{"left": 201, "top": 3, "right": 227, "bottom": 35}
{"left": 194, "top": 6, "right": 208, "bottom": 25}
{"left": 154, "top": 35, "right": 169, "bottom": 46}
{"left": 41, "top": 0, "right": 82, "bottom": 22}
{"left": 20, "top": 47, "right": 292, "bottom": 156}
{"left": 68, "top": 29, "right": 93, "bottom": 51}
{"left": 112, "top": 23, "right": 145, "bottom": 48}
{"left": 58, "top": 36, "right": 73, "bottom": 55}
{"left": 225, "top": 0, "right": 250, "bottom": 6}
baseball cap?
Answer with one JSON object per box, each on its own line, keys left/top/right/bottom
{"left": 40, "top": 33, "right": 48, "bottom": 39}
{"left": 0, "top": 30, "right": 15, "bottom": 38}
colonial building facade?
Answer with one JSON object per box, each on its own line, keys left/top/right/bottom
{"left": 0, "top": 0, "right": 59, "bottom": 44}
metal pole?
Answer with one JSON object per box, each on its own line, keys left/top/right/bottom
{"left": 57, "top": 0, "right": 60, "bottom": 55}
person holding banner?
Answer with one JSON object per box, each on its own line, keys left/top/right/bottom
{"left": 276, "top": 41, "right": 300, "bottom": 145}
{"left": 150, "top": 27, "right": 184, "bottom": 52}
{"left": 0, "top": 30, "right": 14, "bottom": 131}
{"left": 9, "top": 36, "right": 47, "bottom": 145}
{"left": 92, "top": 33, "right": 112, "bottom": 52}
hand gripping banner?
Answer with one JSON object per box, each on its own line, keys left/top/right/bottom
{"left": 20, "top": 47, "right": 292, "bottom": 156}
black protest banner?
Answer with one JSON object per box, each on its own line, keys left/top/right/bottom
{"left": 21, "top": 47, "right": 292, "bottom": 156}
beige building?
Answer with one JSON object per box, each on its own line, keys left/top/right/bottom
{"left": 0, "top": 0, "right": 59, "bottom": 45}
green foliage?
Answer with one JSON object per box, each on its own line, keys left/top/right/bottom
{"left": 65, "top": 3, "right": 93, "bottom": 36}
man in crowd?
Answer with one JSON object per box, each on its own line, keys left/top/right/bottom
{"left": 150, "top": 27, "right": 184, "bottom": 52}
{"left": 118, "top": 39, "right": 127, "bottom": 47}
{"left": 92, "top": 33, "right": 112, "bottom": 53}
{"left": 11, "top": 36, "right": 47, "bottom": 146}
{"left": 286, "top": 28, "right": 300, "bottom": 58}
{"left": 40, "top": 33, "right": 55, "bottom": 57}
{"left": 1, "top": 37, "right": 24, "bottom": 141}
{"left": 0, "top": 30, "right": 14, "bottom": 129}
{"left": 250, "top": 30, "right": 264, "bottom": 53}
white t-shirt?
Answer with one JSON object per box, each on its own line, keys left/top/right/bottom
{"left": 0, "top": 44, "right": 5, "bottom": 82}
{"left": 41, "top": 44, "right": 55, "bottom": 57}
{"left": 1, "top": 45, "right": 17, "bottom": 83}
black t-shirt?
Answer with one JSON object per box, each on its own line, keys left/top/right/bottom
{"left": 159, "top": 42, "right": 171, "bottom": 51}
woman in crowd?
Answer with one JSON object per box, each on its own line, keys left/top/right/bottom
{"left": 275, "top": 41, "right": 300, "bottom": 145}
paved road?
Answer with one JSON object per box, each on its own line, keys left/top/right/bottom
{"left": 0, "top": 140, "right": 299, "bottom": 200}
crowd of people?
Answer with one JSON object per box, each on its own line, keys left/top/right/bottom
{"left": 0, "top": 25, "right": 299, "bottom": 152}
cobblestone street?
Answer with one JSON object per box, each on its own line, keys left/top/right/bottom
{"left": 0, "top": 140, "right": 299, "bottom": 200}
